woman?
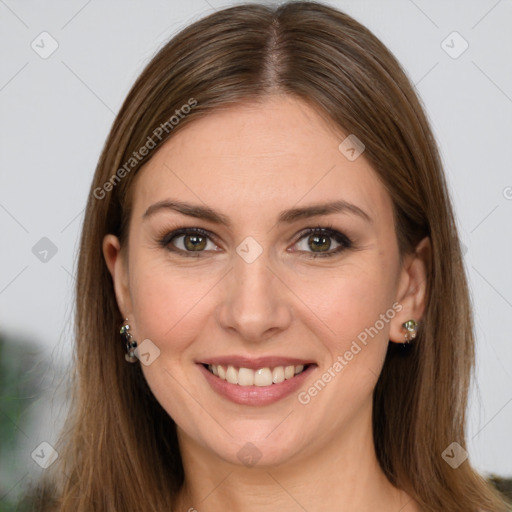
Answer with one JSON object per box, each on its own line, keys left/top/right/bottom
{"left": 32, "top": 1, "right": 511, "bottom": 511}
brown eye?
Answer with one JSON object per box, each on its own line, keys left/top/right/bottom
{"left": 160, "top": 228, "right": 219, "bottom": 255}
{"left": 307, "top": 233, "right": 331, "bottom": 252}
{"left": 293, "top": 227, "right": 352, "bottom": 258}
{"left": 182, "top": 233, "right": 207, "bottom": 251}
{"left": 159, "top": 226, "right": 352, "bottom": 259}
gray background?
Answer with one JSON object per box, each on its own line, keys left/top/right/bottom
{"left": 1, "top": 0, "right": 511, "bottom": 500}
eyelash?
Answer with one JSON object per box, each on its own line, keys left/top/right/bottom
{"left": 158, "top": 224, "right": 353, "bottom": 259}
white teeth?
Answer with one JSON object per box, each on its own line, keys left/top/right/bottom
{"left": 272, "top": 366, "right": 285, "bottom": 384}
{"left": 254, "top": 368, "right": 272, "bottom": 386}
{"left": 207, "top": 363, "right": 308, "bottom": 386}
{"left": 238, "top": 367, "right": 254, "bottom": 386}
{"left": 226, "top": 365, "right": 238, "bottom": 384}
{"left": 284, "top": 365, "right": 295, "bottom": 379}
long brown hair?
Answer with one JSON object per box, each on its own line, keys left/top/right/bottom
{"left": 34, "top": 2, "right": 511, "bottom": 511}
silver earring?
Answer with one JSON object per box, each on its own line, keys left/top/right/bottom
{"left": 401, "top": 319, "right": 418, "bottom": 344}
{"left": 120, "top": 318, "right": 138, "bottom": 363}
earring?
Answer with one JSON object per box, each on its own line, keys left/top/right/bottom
{"left": 120, "top": 318, "right": 138, "bottom": 363}
{"left": 401, "top": 319, "right": 418, "bottom": 344}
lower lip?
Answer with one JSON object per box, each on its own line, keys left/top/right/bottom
{"left": 198, "top": 363, "right": 316, "bottom": 406}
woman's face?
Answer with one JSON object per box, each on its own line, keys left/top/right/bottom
{"left": 104, "top": 95, "right": 427, "bottom": 468}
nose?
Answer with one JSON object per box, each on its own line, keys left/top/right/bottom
{"left": 216, "top": 247, "right": 293, "bottom": 344}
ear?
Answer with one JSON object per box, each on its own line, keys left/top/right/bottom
{"left": 389, "top": 236, "right": 431, "bottom": 344}
{"left": 103, "top": 234, "right": 133, "bottom": 320}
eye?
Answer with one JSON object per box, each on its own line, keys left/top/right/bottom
{"left": 159, "top": 227, "right": 219, "bottom": 256}
{"left": 158, "top": 225, "right": 353, "bottom": 259}
{"left": 292, "top": 225, "right": 352, "bottom": 258}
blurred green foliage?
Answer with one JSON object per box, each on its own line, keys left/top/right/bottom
{"left": 0, "top": 331, "right": 47, "bottom": 511}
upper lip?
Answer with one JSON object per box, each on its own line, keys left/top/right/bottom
{"left": 198, "top": 356, "right": 316, "bottom": 370}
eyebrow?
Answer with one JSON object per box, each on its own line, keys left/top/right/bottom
{"left": 142, "top": 199, "right": 373, "bottom": 226}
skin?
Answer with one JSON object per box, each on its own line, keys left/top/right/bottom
{"left": 103, "top": 94, "right": 430, "bottom": 512}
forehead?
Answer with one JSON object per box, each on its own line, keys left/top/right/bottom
{"left": 130, "top": 95, "right": 393, "bottom": 228}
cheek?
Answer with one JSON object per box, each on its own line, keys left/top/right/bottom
{"left": 128, "top": 255, "right": 220, "bottom": 355}
{"left": 291, "top": 266, "right": 398, "bottom": 419}
{"left": 297, "top": 260, "right": 397, "bottom": 369}
{"left": 127, "top": 257, "right": 219, "bottom": 432}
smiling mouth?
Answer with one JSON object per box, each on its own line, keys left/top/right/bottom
{"left": 203, "top": 363, "right": 313, "bottom": 387}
